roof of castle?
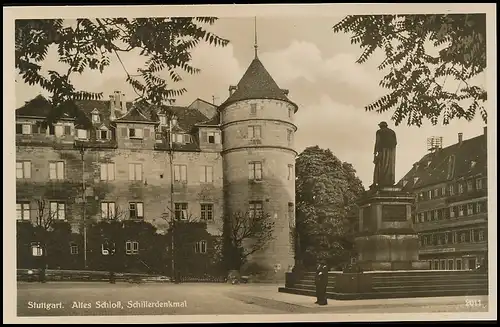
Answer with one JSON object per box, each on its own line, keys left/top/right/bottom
{"left": 398, "top": 132, "right": 487, "bottom": 190}
{"left": 219, "top": 57, "right": 298, "bottom": 111}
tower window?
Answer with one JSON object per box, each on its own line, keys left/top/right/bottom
{"left": 248, "top": 201, "right": 263, "bottom": 218}
{"left": 250, "top": 103, "right": 257, "bottom": 115}
{"left": 248, "top": 125, "right": 261, "bottom": 139}
{"left": 248, "top": 162, "right": 262, "bottom": 181}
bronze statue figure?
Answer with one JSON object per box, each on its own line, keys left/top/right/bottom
{"left": 372, "top": 121, "right": 397, "bottom": 188}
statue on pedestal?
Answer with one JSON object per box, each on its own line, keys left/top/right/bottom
{"left": 371, "top": 121, "right": 397, "bottom": 189}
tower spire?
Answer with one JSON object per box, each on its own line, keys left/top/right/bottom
{"left": 254, "top": 16, "right": 258, "bottom": 58}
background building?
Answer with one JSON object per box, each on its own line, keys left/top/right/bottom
{"left": 398, "top": 128, "right": 488, "bottom": 271}
{"left": 15, "top": 55, "right": 298, "bottom": 277}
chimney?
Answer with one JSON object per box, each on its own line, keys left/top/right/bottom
{"left": 121, "top": 93, "right": 127, "bottom": 112}
{"left": 109, "top": 94, "right": 116, "bottom": 120}
{"left": 458, "top": 132, "right": 463, "bottom": 144}
{"left": 229, "top": 85, "right": 237, "bottom": 96}
{"left": 484, "top": 126, "right": 487, "bottom": 136}
{"left": 114, "top": 90, "right": 121, "bottom": 111}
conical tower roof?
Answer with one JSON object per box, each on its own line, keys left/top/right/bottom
{"left": 219, "top": 57, "right": 298, "bottom": 111}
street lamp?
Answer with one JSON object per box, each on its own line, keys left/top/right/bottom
{"left": 78, "top": 144, "right": 88, "bottom": 269}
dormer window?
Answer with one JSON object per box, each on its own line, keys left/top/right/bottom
{"left": 92, "top": 114, "right": 100, "bottom": 123}
{"left": 98, "top": 127, "right": 110, "bottom": 140}
{"left": 470, "top": 160, "right": 477, "bottom": 169}
{"left": 129, "top": 128, "right": 143, "bottom": 139}
{"left": 159, "top": 115, "right": 167, "bottom": 126}
{"left": 171, "top": 115, "right": 178, "bottom": 126}
{"left": 173, "top": 133, "right": 192, "bottom": 144}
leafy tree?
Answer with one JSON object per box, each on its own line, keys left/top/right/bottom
{"left": 222, "top": 211, "right": 275, "bottom": 272}
{"left": 333, "top": 14, "right": 487, "bottom": 126}
{"left": 15, "top": 18, "right": 229, "bottom": 122}
{"left": 295, "top": 146, "right": 364, "bottom": 269}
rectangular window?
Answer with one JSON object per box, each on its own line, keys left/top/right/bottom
{"left": 49, "top": 161, "right": 65, "bottom": 180}
{"left": 64, "top": 125, "right": 72, "bottom": 136}
{"left": 128, "top": 163, "right": 143, "bottom": 181}
{"left": 206, "top": 131, "right": 220, "bottom": 144}
{"left": 433, "top": 189, "right": 439, "bottom": 197}
{"left": 287, "top": 164, "right": 294, "bottom": 180}
{"left": 448, "top": 259, "right": 454, "bottom": 270}
{"left": 456, "top": 259, "right": 462, "bottom": 270}
{"left": 174, "top": 164, "right": 187, "bottom": 182}
{"left": 467, "top": 203, "right": 474, "bottom": 215}
{"left": 92, "top": 114, "right": 100, "bottom": 123}
{"left": 478, "top": 230, "right": 485, "bottom": 241}
{"left": 16, "top": 203, "right": 30, "bottom": 220}
{"left": 248, "top": 162, "right": 262, "bottom": 181}
{"left": 441, "top": 186, "right": 447, "bottom": 196}
{"left": 175, "top": 203, "right": 188, "bottom": 220}
{"left": 195, "top": 240, "right": 207, "bottom": 254}
{"left": 248, "top": 125, "right": 261, "bottom": 139}
{"left": 201, "top": 204, "right": 213, "bottom": 222}
{"left": 428, "top": 190, "right": 432, "bottom": 199}
{"left": 21, "top": 124, "right": 32, "bottom": 135}
{"left": 449, "top": 206, "right": 456, "bottom": 218}
{"left": 475, "top": 178, "right": 483, "bottom": 190}
{"left": 125, "top": 241, "right": 139, "bottom": 255}
{"left": 101, "top": 202, "right": 116, "bottom": 220}
{"left": 129, "top": 128, "right": 143, "bottom": 139}
{"left": 460, "top": 232, "right": 466, "bottom": 243}
{"left": 458, "top": 183, "right": 464, "bottom": 194}
{"left": 466, "top": 180, "right": 473, "bottom": 192}
{"left": 248, "top": 201, "right": 263, "bottom": 219}
{"left": 100, "top": 163, "right": 115, "bottom": 181}
{"left": 159, "top": 115, "right": 167, "bottom": 126}
{"left": 470, "top": 230, "right": 475, "bottom": 243}
{"left": 200, "top": 166, "right": 213, "bottom": 183}
{"left": 129, "top": 202, "right": 144, "bottom": 219}
{"left": 76, "top": 129, "right": 88, "bottom": 139}
{"left": 16, "top": 124, "right": 22, "bottom": 134}
{"left": 476, "top": 202, "right": 483, "bottom": 213}
{"left": 70, "top": 243, "right": 79, "bottom": 255}
{"left": 183, "top": 134, "right": 191, "bottom": 144}
{"left": 50, "top": 202, "right": 66, "bottom": 220}
{"left": 433, "top": 210, "right": 438, "bottom": 220}
{"left": 250, "top": 103, "right": 257, "bottom": 115}
{"left": 16, "top": 161, "right": 31, "bottom": 179}
{"left": 449, "top": 185, "right": 455, "bottom": 195}
{"left": 458, "top": 205, "right": 464, "bottom": 217}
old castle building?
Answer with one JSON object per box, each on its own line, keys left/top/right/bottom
{"left": 15, "top": 54, "right": 298, "bottom": 275}
{"left": 398, "top": 129, "right": 488, "bottom": 271}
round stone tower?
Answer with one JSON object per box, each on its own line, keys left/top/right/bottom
{"left": 219, "top": 55, "right": 298, "bottom": 280}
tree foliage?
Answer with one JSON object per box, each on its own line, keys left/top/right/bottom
{"left": 15, "top": 17, "right": 229, "bottom": 122}
{"left": 295, "top": 146, "right": 364, "bottom": 268}
{"left": 333, "top": 14, "right": 487, "bottom": 126}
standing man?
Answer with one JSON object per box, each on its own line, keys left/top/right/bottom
{"left": 372, "top": 121, "right": 397, "bottom": 189}
{"left": 314, "top": 260, "right": 328, "bottom": 305}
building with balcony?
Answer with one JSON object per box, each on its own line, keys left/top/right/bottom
{"left": 398, "top": 129, "right": 488, "bottom": 271}
{"left": 15, "top": 53, "right": 298, "bottom": 277}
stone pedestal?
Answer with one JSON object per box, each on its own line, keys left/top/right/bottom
{"left": 354, "top": 187, "right": 429, "bottom": 271}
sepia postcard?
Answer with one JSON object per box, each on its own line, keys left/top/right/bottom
{"left": 3, "top": 3, "right": 497, "bottom": 324}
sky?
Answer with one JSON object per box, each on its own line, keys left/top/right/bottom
{"left": 14, "top": 16, "right": 488, "bottom": 189}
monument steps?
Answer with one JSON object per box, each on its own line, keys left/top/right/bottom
{"left": 279, "top": 270, "right": 489, "bottom": 300}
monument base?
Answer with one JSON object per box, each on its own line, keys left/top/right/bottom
{"left": 355, "top": 187, "right": 427, "bottom": 271}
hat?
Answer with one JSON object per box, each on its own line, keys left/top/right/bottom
{"left": 378, "top": 121, "right": 388, "bottom": 127}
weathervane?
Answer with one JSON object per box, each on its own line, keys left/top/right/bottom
{"left": 254, "top": 16, "right": 258, "bottom": 58}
